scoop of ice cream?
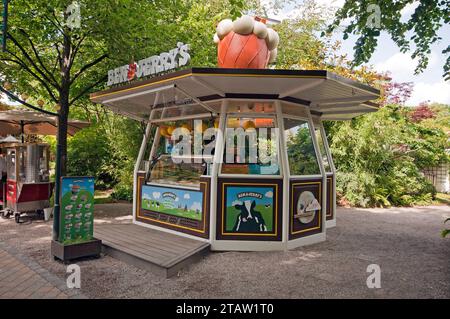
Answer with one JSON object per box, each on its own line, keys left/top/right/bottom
{"left": 214, "top": 15, "right": 279, "bottom": 68}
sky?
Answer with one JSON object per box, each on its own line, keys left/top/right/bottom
{"left": 266, "top": 0, "right": 450, "bottom": 106}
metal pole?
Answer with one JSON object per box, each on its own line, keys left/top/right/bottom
{"left": 20, "top": 120, "right": 24, "bottom": 143}
{"left": 52, "top": 114, "right": 61, "bottom": 241}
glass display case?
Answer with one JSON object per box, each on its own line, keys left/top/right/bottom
{"left": 7, "top": 144, "right": 49, "bottom": 183}
{"left": 147, "top": 118, "right": 217, "bottom": 188}
{"left": 149, "top": 154, "right": 207, "bottom": 188}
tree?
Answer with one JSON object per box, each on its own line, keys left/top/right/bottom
{"left": 0, "top": 0, "right": 253, "bottom": 203}
{"left": 410, "top": 102, "right": 435, "bottom": 122}
{"left": 325, "top": 0, "right": 450, "bottom": 80}
{"left": 0, "top": 0, "right": 176, "bottom": 239}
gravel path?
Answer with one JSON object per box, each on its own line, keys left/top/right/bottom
{"left": 0, "top": 204, "right": 448, "bottom": 299}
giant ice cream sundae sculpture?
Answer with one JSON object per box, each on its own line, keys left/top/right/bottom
{"left": 214, "top": 16, "right": 279, "bottom": 69}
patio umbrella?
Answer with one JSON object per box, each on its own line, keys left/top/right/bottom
{"left": 0, "top": 135, "right": 20, "bottom": 143}
{"left": 0, "top": 109, "right": 90, "bottom": 141}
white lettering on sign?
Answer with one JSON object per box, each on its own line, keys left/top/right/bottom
{"left": 107, "top": 42, "right": 190, "bottom": 86}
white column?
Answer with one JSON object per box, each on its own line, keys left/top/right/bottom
{"left": 275, "top": 100, "right": 290, "bottom": 249}
{"left": 209, "top": 100, "right": 227, "bottom": 244}
{"left": 132, "top": 92, "right": 160, "bottom": 223}
{"left": 307, "top": 110, "right": 327, "bottom": 238}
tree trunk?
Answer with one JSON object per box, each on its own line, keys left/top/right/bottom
{"left": 52, "top": 31, "right": 71, "bottom": 241}
{"left": 57, "top": 93, "right": 69, "bottom": 175}
{"left": 58, "top": 31, "right": 72, "bottom": 175}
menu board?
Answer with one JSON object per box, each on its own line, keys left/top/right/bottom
{"left": 59, "top": 177, "right": 95, "bottom": 244}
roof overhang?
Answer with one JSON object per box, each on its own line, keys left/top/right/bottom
{"left": 90, "top": 68, "right": 380, "bottom": 121}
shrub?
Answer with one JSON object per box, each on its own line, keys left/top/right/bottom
{"left": 329, "top": 105, "right": 447, "bottom": 207}
{"left": 111, "top": 183, "right": 133, "bottom": 202}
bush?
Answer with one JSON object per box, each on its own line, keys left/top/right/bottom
{"left": 67, "top": 125, "right": 115, "bottom": 189}
{"left": 111, "top": 183, "right": 133, "bottom": 202}
{"left": 329, "top": 105, "right": 447, "bottom": 207}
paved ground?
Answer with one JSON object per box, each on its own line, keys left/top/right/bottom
{"left": 0, "top": 204, "right": 448, "bottom": 299}
{"left": 0, "top": 243, "right": 85, "bottom": 299}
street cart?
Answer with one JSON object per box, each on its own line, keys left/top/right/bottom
{"left": 2, "top": 142, "right": 53, "bottom": 223}
{"left": 0, "top": 108, "right": 90, "bottom": 222}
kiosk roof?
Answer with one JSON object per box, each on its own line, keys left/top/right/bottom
{"left": 90, "top": 68, "right": 380, "bottom": 121}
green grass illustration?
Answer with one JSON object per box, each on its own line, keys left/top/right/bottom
{"left": 142, "top": 199, "right": 202, "bottom": 221}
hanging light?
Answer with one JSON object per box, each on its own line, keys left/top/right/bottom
{"left": 21, "top": 93, "right": 29, "bottom": 101}
{"left": 37, "top": 100, "right": 45, "bottom": 107}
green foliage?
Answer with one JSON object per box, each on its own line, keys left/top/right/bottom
{"left": 443, "top": 218, "right": 450, "bottom": 238}
{"left": 326, "top": 0, "right": 450, "bottom": 79}
{"left": 330, "top": 105, "right": 449, "bottom": 207}
{"left": 66, "top": 125, "right": 112, "bottom": 189}
{"left": 111, "top": 183, "right": 133, "bottom": 202}
{"left": 286, "top": 124, "right": 321, "bottom": 175}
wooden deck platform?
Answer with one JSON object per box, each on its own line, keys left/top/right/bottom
{"left": 94, "top": 223, "right": 210, "bottom": 278}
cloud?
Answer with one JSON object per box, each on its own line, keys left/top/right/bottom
{"left": 400, "top": 1, "right": 419, "bottom": 22}
{"left": 175, "top": 197, "right": 179, "bottom": 202}
{"left": 232, "top": 200, "right": 243, "bottom": 206}
{"left": 315, "top": 0, "right": 345, "bottom": 8}
{"left": 190, "top": 202, "right": 202, "bottom": 212}
{"left": 265, "top": 191, "right": 273, "bottom": 198}
{"left": 259, "top": 0, "right": 344, "bottom": 21}
{"left": 183, "top": 193, "right": 190, "bottom": 200}
{"left": 374, "top": 52, "right": 439, "bottom": 83}
{"left": 375, "top": 52, "right": 450, "bottom": 105}
{"left": 407, "top": 81, "right": 450, "bottom": 106}
{"left": 152, "top": 192, "right": 161, "bottom": 199}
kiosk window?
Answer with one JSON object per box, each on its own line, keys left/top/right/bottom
{"left": 284, "top": 118, "right": 320, "bottom": 176}
{"left": 221, "top": 117, "right": 279, "bottom": 175}
{"left": 148, "top": 118, "right": 217, "bottom": 188}
{"left": 314, "top": 127, "right": 332, "bottom": 173}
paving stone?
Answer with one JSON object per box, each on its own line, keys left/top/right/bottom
{"left": 0, "top": 246, "right": 86, "bottom": 299}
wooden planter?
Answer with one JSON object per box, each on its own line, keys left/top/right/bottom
{"left": 51, "top": 239, "right": 102, "bottom": 262}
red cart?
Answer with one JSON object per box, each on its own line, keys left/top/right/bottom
{"left": 1, "top": 143, "right": 53, "bottom": 223}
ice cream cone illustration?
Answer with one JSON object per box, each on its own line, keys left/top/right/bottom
{"left": 214, "top": 16, "right": 279, "bottom": 69}
{"left": 71, "top": 185, "right": 80, "bottom": 195}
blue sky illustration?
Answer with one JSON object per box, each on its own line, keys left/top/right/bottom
{"left": 142, "top": 185, "right": 203, "bottom": 211}
{"left": 62, "top": 177, "right": 95, "bottom": 196}
{"left": 226, "top": 186, "right": 274, "bottom": 207}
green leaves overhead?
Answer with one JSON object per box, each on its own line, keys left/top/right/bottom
{"left": 326, "top": 0, "right": 450, "bottom": 79}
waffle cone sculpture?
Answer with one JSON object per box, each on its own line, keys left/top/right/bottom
{"left": 214, "top": 16, "right": 279, "bottom": 69}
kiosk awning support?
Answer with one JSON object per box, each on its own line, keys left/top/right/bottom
{"left": 133, "top": 92, "right": 161, "bottom": 220}
{"left": 174, "top": 84, "right": 217, "bottom": 115}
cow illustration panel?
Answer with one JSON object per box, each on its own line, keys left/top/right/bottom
{"left": 289, "top": 179, "right": 323, "bottom": 239}
{"left": 216, "top": 178, "right": 283, "bottom": 241}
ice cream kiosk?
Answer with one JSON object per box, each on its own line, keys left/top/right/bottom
{"left": 91, "top": 16, "right": 380, "bottom": 251}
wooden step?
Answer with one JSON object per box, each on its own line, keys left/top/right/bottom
{"left": 94, "top": 223, "right": 210, "bottom": 278}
